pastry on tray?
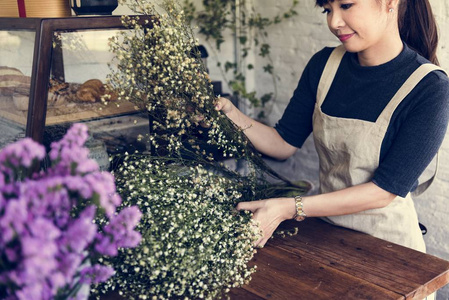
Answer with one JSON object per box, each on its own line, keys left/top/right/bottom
{"left": 76, "top": 79, "right": 118, "bottom": 102}
{"left": 1, "top": 67, "right": 124, "bottom": 123}
{"left": 0, "top": 66, "right": 31, "bottom": 97}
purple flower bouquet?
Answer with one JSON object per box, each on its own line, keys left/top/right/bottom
{"left": 0, "top": 124, "right": 142, "bottom": 300}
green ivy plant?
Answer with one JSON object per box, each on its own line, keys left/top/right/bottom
{"left": 183, "top": 0, "right": 299, "bottom": 120}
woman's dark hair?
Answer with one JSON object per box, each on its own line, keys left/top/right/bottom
{"left": 398, "top": 0, "right": 439, "bottom": 65}
{"left": 315, "top": 0, "right": 439, "bottom": 65}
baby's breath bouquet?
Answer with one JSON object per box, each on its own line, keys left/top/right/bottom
{"left": 98, "top": 156, "right": 262, "bottom": 299}
{"left": 92, "top": 0, "right": 309, "bottom": 299}
{"left": 108, "top": 0, "right": 281, "bottom": 171}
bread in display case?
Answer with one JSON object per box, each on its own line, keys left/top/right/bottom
{"left": 0, "top": 16, "right": 153, "bottom": 169}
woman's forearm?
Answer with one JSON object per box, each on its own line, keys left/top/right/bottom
{"left": 302, "top": 182, "right": 397, "bottom": 217}
{"left": 224, "top": 105, "right": 297, "bottom": 160}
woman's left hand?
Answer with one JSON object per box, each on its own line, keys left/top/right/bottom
{"left": 236, "top": 198, "right": 296, "bottom": 248}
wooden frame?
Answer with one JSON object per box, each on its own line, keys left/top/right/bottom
{"left": 0, "top": 16, "right": 152, "bottom": 144}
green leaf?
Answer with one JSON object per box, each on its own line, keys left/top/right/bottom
{"left": 261, "top": 93, "right": 273, "bottom": 107}
{"left": 259, "top": 44, "right": 270, "bottom": 57}
{"left": 263, "top": 64, "right": 274, "bottom": 74}
{"left": 235, "top": 73, "right": 245, "bottom": 81}
{"left": 216, "top": 38, "right": 225, "bottom": 49}
{"left": 225, "top": 61, "right": 236, "bottom": 72}
{"left": 243, "top": 90, "right": 259, "bottom": 107}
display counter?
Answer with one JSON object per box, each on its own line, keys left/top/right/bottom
{"left": 0, "top": 16, "right": 152, "bottom": 169}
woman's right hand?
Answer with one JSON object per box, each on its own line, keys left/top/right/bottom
{"left": 215, "top": 97, "right": 236, "bottom": 116}
{"left": 192, "top": 97, "right": 236, "bottom": 127}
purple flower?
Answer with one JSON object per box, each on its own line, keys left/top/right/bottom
{"left": 122, "top": 230, "right": 142, "bottom": 248}
{"left": 28, "top": 217, "right": 61, "bottom": 241}
{"left": 15, "top": 283, "right": 44, "bottom": 300}
{"left": 20, "top": 252, "right": 58, "bottom": 284}
{"left": 0, "top": 138, "right": 45, "bottom": 168}
{"left": 48, "top": 272, "right": 66, "bottom": 294}
{"left": 0, "top": 198, "right": 28, "bottom": 244}
{"left": 0, "top": 171, "right": 5, "bottom": 188}
{"left": 107, "top": 206, "right": 142, "bottom": 234}
{"left": 76, "top": 158, "right": 99, "bottom": 174}
{"left": 21, "top": 235, "right": 58, "bottom": 259}
{"left": 4, "top": 245, "right": 20, "bottom": 263}
{"left": 79, "top": 264, "right": 115, "bottom": 284}
{"left": 63, "top": 175, "right": 94, "bottom": 199}
{"left": 60, "top": 205, "right": 97, "bottom": 253}
{"left": 49, "top": 124, "right": 89, "bottom": 163}
{"left": 94, "top": 232, "right": 117, "bottom": 256}
{"left": 0, "top": 123, "right": 142, "bottom": 299}
{"left": 1, "top": 182, "right": 19, "bottom": 197}
{"left": 18, "top": 178, "right": 73, "bottom": 228}
{"left": 95, "top": 206, "right": 142, "bottom": 255}
{"left": 84, "top": 172, "right": 121, "bottom": 217}
{"left": 56, "top": 252, "right": 83, "bottom": 285}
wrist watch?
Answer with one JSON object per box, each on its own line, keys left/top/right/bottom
{"left": 292, "top": 195, "right": 307, "bottom": 221}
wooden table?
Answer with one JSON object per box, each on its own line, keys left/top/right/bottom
{"left": 227, "top": 218, "right": 449, "bottom": 299}
{"left": 100, "top": 218, "right": 449, "bottom": 300}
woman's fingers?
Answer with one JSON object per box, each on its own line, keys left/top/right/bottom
{"left": 214, "top": 97, "right": 225, "bottom": 110}
{"left": 187, "top": 97, "right": 231, "bottom": 129}
{"left": 236, "top": 200, "right": 264, "bottom": 212}
{"left": 237, "top": 200, "right": 279, "bottom": 248}
{"left": 237, "top": 201, "right": 268, "bottom": 246}
{"left": 237, "top": 198, "right": 295, "bottom": 248}
{"left": 215, "top": 97, "right": 234, "bottom": 114}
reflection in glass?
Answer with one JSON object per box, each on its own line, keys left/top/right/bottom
{"left": 44, "top": 29, "right": 149, "bottom": 167}
{"left": 0, "top": 30, "right": 34, "bottom": 148}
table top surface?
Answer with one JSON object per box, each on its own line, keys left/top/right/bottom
{"left": 101, "top": 218, "right": 449, "bottom": 300}
{"left": 227, "top": 218, "right": 449, "bottom": 300}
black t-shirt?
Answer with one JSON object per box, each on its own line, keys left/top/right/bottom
{"left": 275, "top": 43, "right": 449, "bottom": 197}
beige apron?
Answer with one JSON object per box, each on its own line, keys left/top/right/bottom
{"left": 313, "top": 45, "right": 446, "bottom": 252}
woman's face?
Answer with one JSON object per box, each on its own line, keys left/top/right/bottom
{"left": 322, "top": 0, "right": 393, "bottom": 54}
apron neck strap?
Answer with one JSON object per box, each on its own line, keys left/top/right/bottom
{"left": 317, "top": 45, "right": 346, "bottom": 107}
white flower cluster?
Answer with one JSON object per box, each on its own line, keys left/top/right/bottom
{"left": 95, "top": 156, "right": 261, "bottom": 299}
{"left": 108, "top": 0, "right": 252, "bottom": 162}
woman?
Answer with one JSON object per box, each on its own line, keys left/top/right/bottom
{"left": 216, "top": 0, "right": 449, "bottom": 254}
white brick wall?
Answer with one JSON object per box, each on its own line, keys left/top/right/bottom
{"left": 116, "top": 1, "right": 449, "bottom": 298}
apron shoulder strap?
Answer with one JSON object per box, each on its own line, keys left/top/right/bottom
{"left": 376, "top": 64, "right": 447, "bottom": 126}
{"left": 317, "top": 45, "right": 346, "bottom": 106}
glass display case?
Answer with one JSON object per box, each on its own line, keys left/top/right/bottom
{"left": 0, "top": 16, "right": 153, "bottom": 169}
